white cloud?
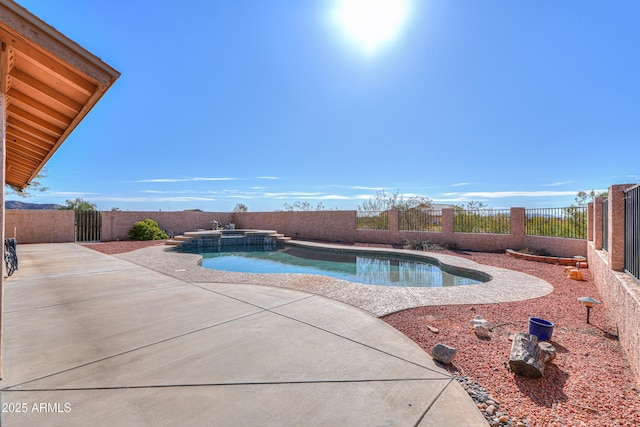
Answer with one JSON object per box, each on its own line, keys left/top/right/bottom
{"left": 135, "top": 177, "right": 238, "bottom": 183}
{"left": 93, "top": 196, "right": 218, "bottom": 203}
{"left": 543, "top": 181, "right": 573, "bottom": 187}
{"left": 350, "top": 185, "right": 384, "bottom": 191}
{"left": 451, "top": 182, "right": 472, "bottom": 187}
{"left": 50, "top": 191, "right": 100, "bottom": 196}
{"left": 449, "top": 191, "right": 578, "bottom": 199}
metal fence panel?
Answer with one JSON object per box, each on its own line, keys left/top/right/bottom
{"left": 399, "top": 210, "right": 442, "bottom": 232}
{"left": 356, "top": 211, "right": 389, "bottom": 230}
{"left": 525, "top": 207, "right": 587, "bottom": 239}
{"left": 625, "top": 185, "right": 640, "bottom": 281}
{"left": 453, "top": 209, "right": 510, "bottom": 234}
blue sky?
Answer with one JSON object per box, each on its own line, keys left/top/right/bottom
{"left": 11, "top": 0, "right": 639, "bottom": 211}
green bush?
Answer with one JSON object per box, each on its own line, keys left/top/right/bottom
{"left": 128, "top": 219, "right": 169, "bottom": 241}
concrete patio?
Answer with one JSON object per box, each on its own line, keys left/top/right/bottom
{"left": 0, "top": 243, "right": 488, "bottom": 426}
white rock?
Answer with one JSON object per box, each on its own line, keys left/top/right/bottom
{"left": 470, "top": 315, "right": 492, "bottom": 330}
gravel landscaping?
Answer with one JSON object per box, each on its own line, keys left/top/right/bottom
{"left": 383, "top": 250, "right": 640, "bottom": 427}
{"left": 83, "top": 240, "right": 640, "bottom": 426}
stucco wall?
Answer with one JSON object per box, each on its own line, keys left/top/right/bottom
{"left": 101, "top": 211, "right": 234, "bottom": 241}
{"left": 233, "top": 211, "right": 357, "bottom": 242}
{"left": 588, "top": 242, "right": 640, "bottom": 382}
{"left": 4, "top": 209, "right": 75, "bottom": 243}
{"left": 4, "top": 208, "right": 587, "bottom": 257}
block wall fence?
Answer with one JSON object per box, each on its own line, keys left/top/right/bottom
{"left": 587, "top": 184, "right": 640, "bottom": 383}
{"left": 5, "top": 207, "right": 588, "bottom": 257}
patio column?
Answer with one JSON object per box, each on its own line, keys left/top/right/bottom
{"left": 0, "top": 70, "right": 5, "bottom": 380}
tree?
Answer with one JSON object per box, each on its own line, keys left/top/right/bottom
{"left": 574, "top": 190, "right": 608, "bottom": 207}
{"left": 59, "top": 198, "right": 97, "bottom": 211}
{"left": 452, "top": 201, "right": 489, "bottom": 211}
{"left": 282, "top": 201, "right": 326, "bottom": 211}
{"left": 357, "top": 189, "right": 432, "bottom": 212}
{"left": 233, "top": 203, "right": 248, "bottom": 212}
{"left": 5, "top": 168, "right": 49, "bottom": 198}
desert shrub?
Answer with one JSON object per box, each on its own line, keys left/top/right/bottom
{"left": 403, "top": 239, "right": 451, "bottom": 251}
{"left": 129, "top": 219, "right": 169, "bottom": 241}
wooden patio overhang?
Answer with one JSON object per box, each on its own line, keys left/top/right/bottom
{"left": 0, "top": 0, "right": 120, "bottom": 189}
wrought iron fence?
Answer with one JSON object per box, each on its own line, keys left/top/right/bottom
{"left": 625, "top": 185, "right": 640, "bottom": 281}
{"left": 356, "top": 210, "right": 389, "bottom": 230}
{"left": 525, "top": 207, "right": 587, "bottom": 239}
{"left": 453, "top": 209, "right": 510, "bottom": 234}
{"left": 602, "top": 199, "right": 609, "bottom": 251}
{"left": 399, "top": 210, "right": 442, "bottom": 232}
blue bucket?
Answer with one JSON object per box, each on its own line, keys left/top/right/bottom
{"left": 528, "top": 317, "right": 554, "bottom": 341}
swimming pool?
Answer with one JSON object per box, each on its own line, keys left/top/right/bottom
{"left": 187, "top": 245, "right": 485, "bottom": 287}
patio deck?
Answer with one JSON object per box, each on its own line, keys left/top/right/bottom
{"left": 0, "top": 243, "right": 488, "bottom": 426}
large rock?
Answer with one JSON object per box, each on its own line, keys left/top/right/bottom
{"left": 432, "top": 343, "right": 457, "bottom": 364}
{"left": 508, "top": 333, "right": 551, "bottom": 378}
{"left": 539, "top": 341, "right": 557, "bottom": 363}
{"left": 470, "top": 315, "right": 492, "bottom": 338}
{"left": 473, "top": 324, "right": 491, "bottom": 338}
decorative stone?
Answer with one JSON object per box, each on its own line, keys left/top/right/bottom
{"left": 565, "top": 268, "right": 584, "bottom": 280}
{"left": 508, "top": 333, "right": 546, "bottom": 378}
{"left": 474, "top": 324, "right": 491, "bottom": 338}
{"left": 431, "top": 343, "right": 457, "bottom": 364}
{"left": 470, "top": 315, "right": 492, "bottom": 329}
{"left": 539, "top": 341, "right": 557, "bottom": 363}
{"left": 426, "top": 325, "right": 440, "bottom": 334}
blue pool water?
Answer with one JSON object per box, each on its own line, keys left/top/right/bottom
{"left": 192, "top": 246, "right": 483, "bottom": 288}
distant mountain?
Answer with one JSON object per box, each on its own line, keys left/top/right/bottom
{"left": 5, "top": 200, "right": 63, "bottom": 210}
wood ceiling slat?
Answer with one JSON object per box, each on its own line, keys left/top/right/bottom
{"left": 7, "top": 116, "right": 58, "bottom": 146}
{"left": 5, "top": 158, "right": 36, "bottom": 173}
{"left": 8, "top": 88, "right": 72, "bottom": 128}
{"left": 6, "top": 104, "right": 64, "bottom": 138}
{"left": 7, "top": 124, "right": 56, "bottom": 150}
{"left": 10, "top": 67, "right": 82, "bottom": 114}
{"left": 0, "top": 26, "right": 101, "bottom": 94}
{"left": 13, "top": 54, "right": 90, "bottom": 103}
{"left": 6, "top": 154, "right": 38, "bottom": 170}
{"left": 7, "top": 139, "right": 48, "bottom": 160}
{"left": 6, "top": 148, "right": 40, "bottom": 168}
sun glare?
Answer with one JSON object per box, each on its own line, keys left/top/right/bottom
{"left": 332, "top": 0, "right": 411, "bottom": 56}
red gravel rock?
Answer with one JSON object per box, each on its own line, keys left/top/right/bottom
{"left": 81, "top": 240, "right": 167, "bottom": 255}
{"left": 383, "top": 251, "right": 640, "bottom": 426}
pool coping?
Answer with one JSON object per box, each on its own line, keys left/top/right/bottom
{"left": 119, "top": 241, "right": 554, "bottom": 317}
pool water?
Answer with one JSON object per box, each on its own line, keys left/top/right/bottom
{"left": 194, "top": 246, "right": 482, "bottom": 287}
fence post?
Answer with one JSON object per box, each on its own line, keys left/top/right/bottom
{"left": 592, "top": 198, "right": 603, "bottom": 249}
{"left": 587, "top": 202, "right": 594, "bottom": 242}
{"left": 510, "top": 207, "right": 525, "bottom": 248}
{"left": 608, "top": 185, "right": 629, "bottom": 271}
{"left": 389, "top": 210, "right": 399, "bottom": 232}
{"left": 441, "top": 208, "right": 454, "bottom": 234}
